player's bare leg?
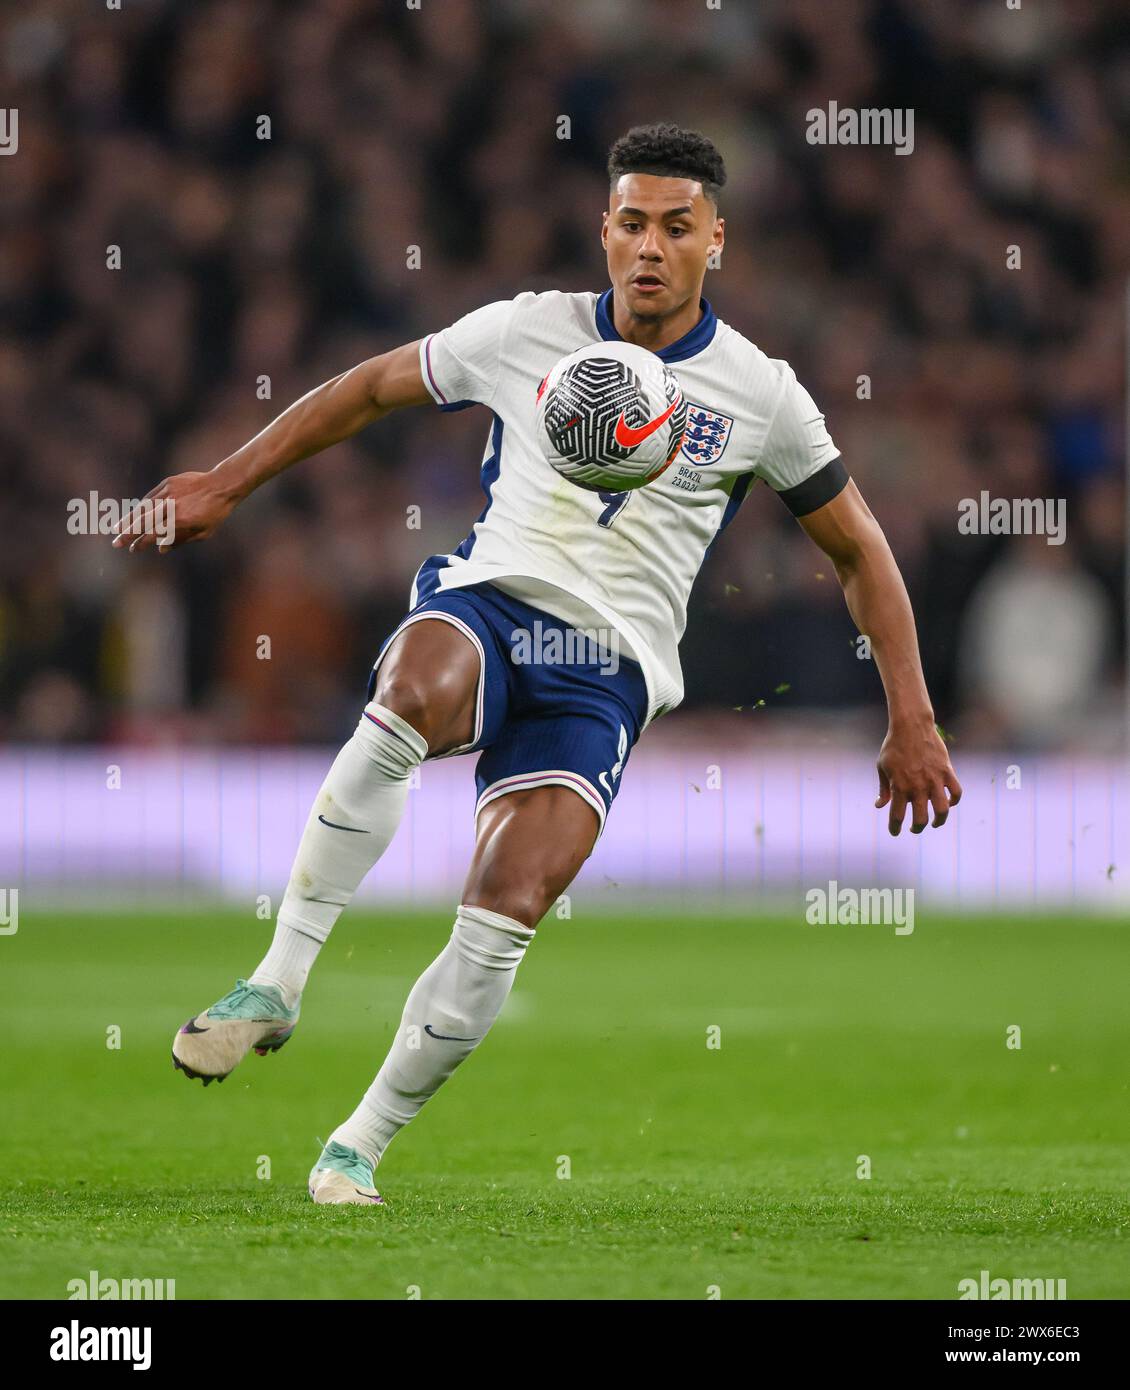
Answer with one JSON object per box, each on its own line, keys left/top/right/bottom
{"left": 173, "top": 620, "right": 479, "bottom": 1085}
{"left": 461, "top": 786, "right": 599, "bottom": 928}
{"left": 314, "top": 785, "right": 598, "bottom": 1203}
{"left": 368, "top": 617, "right": 482, "bottom": 755}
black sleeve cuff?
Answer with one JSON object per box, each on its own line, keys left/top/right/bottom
{"left": 774, "top": 456, "right": 849, "bottom": 517}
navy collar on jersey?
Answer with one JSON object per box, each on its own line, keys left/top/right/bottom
{"left": 595, "top": 286, "right": 717, "bottom": 363}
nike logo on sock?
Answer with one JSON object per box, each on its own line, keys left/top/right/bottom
{"left": 424, "top": 1023, "right": 479, "bottom": 1042}
{"left": 181, "top": 1019, "right": 209, "bottom": 1034}
{"left": 317, "top": 815, "right": 370, "bottom": 833}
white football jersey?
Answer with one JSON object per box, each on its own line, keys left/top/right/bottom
{"left": 416, "top": 288, "right": 846, "bottom": 726}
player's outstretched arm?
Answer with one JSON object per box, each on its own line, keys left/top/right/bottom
{"left": 797, "top": 479, "right": 962, "bottom": 836}
{"left": 112, "top": 340, "right": 433, "bottom": 553}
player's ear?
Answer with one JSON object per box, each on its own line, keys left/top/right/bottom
{"left": 711, "top": 217, "right": 724, "bottom": 256}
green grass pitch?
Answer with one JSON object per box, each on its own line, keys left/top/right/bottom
{"left": 1, "top": 907, "right": 1126, "bottom": 1300}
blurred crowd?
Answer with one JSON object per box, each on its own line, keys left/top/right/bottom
{"left": 1, "top": 0, "right": 1126, "bottom": 748}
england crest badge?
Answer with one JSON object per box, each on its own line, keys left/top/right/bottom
{"left": 679, "top": 403, "right": 734, "bottom": 466}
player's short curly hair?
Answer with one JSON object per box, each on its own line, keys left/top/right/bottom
{"left": 607, "top": 123, "right": 727, "bottom": 207}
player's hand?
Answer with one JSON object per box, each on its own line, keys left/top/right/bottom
{"left": 875, "top": 720, "right": 962, "bottom": 836}
{"left": 111, "top": 472, "right": 238, "bottom": 554}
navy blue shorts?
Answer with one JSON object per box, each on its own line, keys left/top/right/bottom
{"left": 367, "top": 582, "right": 648, "bottom": 833}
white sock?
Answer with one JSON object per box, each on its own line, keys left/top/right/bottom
{"left": 329, "top": 903, "right": 535, "bottom": 1165}
{"left": 249, "top": 701, "right": 427, "bottom": 1008}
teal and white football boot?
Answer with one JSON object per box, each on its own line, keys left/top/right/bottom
{"left": 308, "top": 1140, "right": 384, "bottom": 1205}
{"left": 172, "top": 978, "right": 298, "bottom": 1085}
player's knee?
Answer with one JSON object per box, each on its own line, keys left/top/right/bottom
{"left": 374, "top": 668, "right": 473, "bottom": 752}
{"left": 372, "top": 672, "right": 431, "bottom": 735}
{"left": 467, "top": 859, "right": 580, "bottom": 930}
{"left": 469, "top": 886, "right": 548, "bottom": 930}
{"left": 375, "top": 670, "right": 471, "bottom": 751}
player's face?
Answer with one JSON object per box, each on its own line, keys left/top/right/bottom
{"left": 602, "top": 174, "right": 723, "bottom": 319}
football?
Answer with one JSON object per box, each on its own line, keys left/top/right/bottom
{"left": 535, "top": 339, "right": 688, "bottom": 492}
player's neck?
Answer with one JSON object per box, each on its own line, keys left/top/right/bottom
{"left": 610, "top": 292, "right": 703, "bottom": 355}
